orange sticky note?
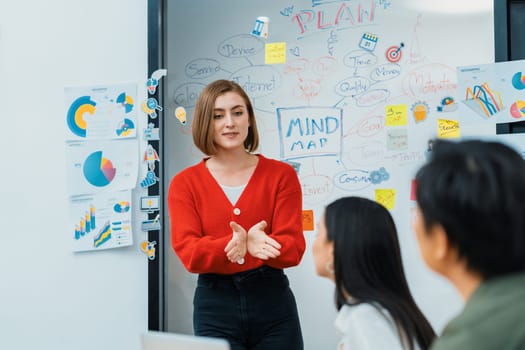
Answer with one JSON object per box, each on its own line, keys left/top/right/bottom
{"left": 265, "top": 42, "right": 286, "bottom": 64}
{"left": 302, "top": 210, "right": 314, "bottom": 231}
{"left": 385, "top": 104, "right": 407, "bottom": 126}
{"left": 375, "top": 189, "right": 396, "bottom": 210}
{"left": 437, "top": 119, "right": 460, "bottom": 138}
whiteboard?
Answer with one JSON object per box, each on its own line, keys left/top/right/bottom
{"left": 162, "top": 1, "right": 494, "bottom": 348}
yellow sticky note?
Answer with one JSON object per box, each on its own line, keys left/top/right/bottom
{"left": 385, "top": 104, "right": 407, "bottom": 126}
{"left": 265, "top": 42, "right": 286, "bottom": 64}
{"left": 375, "top": 189, "right": 396, "bottom": 210}
{"left": 437, "top": 119, "right": 460, "bottom": 138}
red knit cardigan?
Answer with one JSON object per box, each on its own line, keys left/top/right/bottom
{"left": 168, "top": 154, "right": 305, "bottom": 274}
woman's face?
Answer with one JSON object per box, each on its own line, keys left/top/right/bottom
{"left": 212, "top": 91, "right": 250, "bottom": 153}
{"left": 312, "top": 213, "right": 334, "bottom": 280}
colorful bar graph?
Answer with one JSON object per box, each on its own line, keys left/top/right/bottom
{"left": 73, "top": 205, "right": 96, "bottom": 240}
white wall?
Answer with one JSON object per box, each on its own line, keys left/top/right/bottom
{"left": 0, "top": 1, "right": 149, "bottom": 349}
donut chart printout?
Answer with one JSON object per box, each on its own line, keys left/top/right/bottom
{"left": 64, "top": 83, "right": 138, "bottom": 140}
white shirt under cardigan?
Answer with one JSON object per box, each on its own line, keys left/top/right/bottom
{"left": 334, "top": 303, "right": 420, "bottom": 350}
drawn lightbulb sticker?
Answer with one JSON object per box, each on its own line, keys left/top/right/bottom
{"left": 411, "top": 101, "right": 430, "bottom": 123}
{"left": 174, "top": 106, "right": 187, "bottom": 125}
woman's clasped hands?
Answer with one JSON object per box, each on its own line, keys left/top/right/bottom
{"left": 224, "top": 220, "right": 281, "bottom": 263}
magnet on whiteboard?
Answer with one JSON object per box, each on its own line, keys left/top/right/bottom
{"left": 142, "top": 98, "right": 163, "bottom": 119}
{"left": 140, "top": 240, "right": 157, "bottom": 260}
{"left": 143, "top": 123, "right": 160, "bottom": 140}
{"left": 251, "top": 16, "right": 269, "bottom": 39}
{"left": 151, "top": 69, "right": 167, "bottom": 81}
{"left": 144, "top": 144, "right": 160, "bottom": 171}
{"left": 146, "top": 69, "right": 167, "bottom": 95}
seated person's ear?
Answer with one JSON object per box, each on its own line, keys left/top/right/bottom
{"left": 429, "top": 224, "right": 461, "bottom": 269}
{"left": 432, "top": 224, "right": 449, "bottom": 261}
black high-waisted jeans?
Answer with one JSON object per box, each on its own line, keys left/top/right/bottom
{"left": 194, "top": 265, "right": 303, "bottom": 350}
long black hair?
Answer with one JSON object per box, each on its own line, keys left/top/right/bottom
{"left": 325, "top": 196, "right": 436, "bottom": 350}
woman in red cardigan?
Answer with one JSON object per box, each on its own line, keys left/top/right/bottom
{"left": 168, "top": 79, "right": 306, "bottom": 350}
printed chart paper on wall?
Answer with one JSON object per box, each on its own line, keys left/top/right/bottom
{"left": 65, "top": 83, "right": 139, "bottom": 252}
{"left": 457, "top": 59, "right": 525, "bottom": 155}
{"left": 458, "top": 60, "right": 525, "bottom": 124}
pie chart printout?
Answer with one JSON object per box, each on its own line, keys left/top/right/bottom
{"left": 83, "top": 151, "right": 117, "bottom": 187}
{"left": 512, "top": 72, "right": 525, "bottom": 90}
{"left": 510, "top": 100, "right": 525, "bottom": 119}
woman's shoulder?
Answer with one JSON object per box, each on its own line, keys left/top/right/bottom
{"left": 336, "top": 303, "right": 406, "bottom": 349}
{"left": 169, "top": 160, "right": 206, "bottom": 189}
{"left": 337, "top": 303, "right": 384, "bottom": 321}
{"left": 174, "top": 159, "right": 206, "bottom": 178}
{"left": 257, "top": 154, "right": 297, "bottom": 174}
{"left": 336, "top": 303, "right": 395, "bottom": 331}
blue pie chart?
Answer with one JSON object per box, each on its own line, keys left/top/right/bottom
{"left": 512, "top": 72, "right": 525, "bottom": 90}
{"left": 83, "top": 151, "right": 117, "bottom": 187}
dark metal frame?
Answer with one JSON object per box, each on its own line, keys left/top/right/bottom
{"left": 147, "top": 0, "right": 165, "bottom": 331}
{"left": 494, "top": 0, "right": 509, "bottom": 62}
{"left": 493, "top": 0, "right": 525, "bottom": 134}
{"left": 494, "top": 0, "right": 525, "bottom": 61}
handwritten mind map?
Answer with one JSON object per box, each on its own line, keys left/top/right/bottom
{"left": 167, "top": 0, "right": 468, "bottom": 209}
{"left": 277, "top": 107, "right": 342, "bottom": 159}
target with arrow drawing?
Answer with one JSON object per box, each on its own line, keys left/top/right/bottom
{"left": 386, "top": 43, "right": 404, "bottom": 63}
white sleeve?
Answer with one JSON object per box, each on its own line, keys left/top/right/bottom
{"left": 339, "top": 304, "right": 405, "bottom": 350}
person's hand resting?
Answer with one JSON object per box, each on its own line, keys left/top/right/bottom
{"left": 224, "top": 221, "right": 247, "bottom": 264}
{"left": 247, "top": 220, "right": 281, "bottom": 260}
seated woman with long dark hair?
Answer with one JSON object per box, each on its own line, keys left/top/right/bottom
{"left": 313, "top": 196, "right": 436, "bottom": 350}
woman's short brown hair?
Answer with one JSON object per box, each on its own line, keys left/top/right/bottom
{"left": 192, "top": 79, "right": 260, "bottom": 155}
